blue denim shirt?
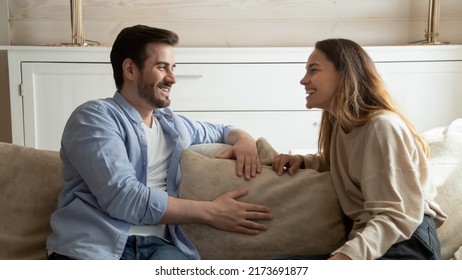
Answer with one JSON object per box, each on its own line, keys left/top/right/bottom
{"left": 46, "top": 92, "right": 236, "bottom": 260}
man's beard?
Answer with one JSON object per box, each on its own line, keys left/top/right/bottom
{"left": 137, "top": 81, "right": 171, "bottom": 109}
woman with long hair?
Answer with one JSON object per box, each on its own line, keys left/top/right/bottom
{"left": 272, "top": 38, "right": 446, "bottom": 260}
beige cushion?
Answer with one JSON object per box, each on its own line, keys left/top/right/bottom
{"left": 423, "top": 119, "right": 462, "bottom": 260}
{"left": 179, "top": 138, "right": 346, "bottom": 259}
{"left": 0, "top": 143, "right": 61, "bottom": 260}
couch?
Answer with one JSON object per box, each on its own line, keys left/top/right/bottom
{"left": 1, "top": 119, "right": 461, "bottom": 260}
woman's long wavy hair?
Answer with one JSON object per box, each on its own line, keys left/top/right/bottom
{"left": 314, "top": 38, "right": 429, "bottom": 170}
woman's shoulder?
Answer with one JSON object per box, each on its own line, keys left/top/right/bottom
{"left": 370, "top": 111, "right": 407, "bottom": 129}
{"left": 368, "top": 112, "right": 412, "bottom": 140}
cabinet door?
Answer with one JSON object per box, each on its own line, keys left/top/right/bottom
{"left": 376, "top": 61, "right": 462, "bottom": 132}
{"left": 170, "top": 63, "right": 307, "bottom": 111}
{"left": 179, "top": 111, "right": 321, "bottom": 154}
{"left": 171, "top": 63, "right": 321, "bottom": 153}
{"left": 22, "top": 62, "right": 115, "bottom": 150}
{"left": 20, "top": 61, "right": 318, "bottom": 153}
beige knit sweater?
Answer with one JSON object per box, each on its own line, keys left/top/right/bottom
{"left": 304, "top": 112, "right": 446, "bottom": 259}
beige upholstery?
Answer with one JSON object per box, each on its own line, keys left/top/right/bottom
{"left": 0, "top": 143, "right": 61, "bottom": 259}
{"left": 180, "top": 138, "right": 346, "bottom": 259}
{"left": 0, "top": 119, "right": 461, "bottom": 259}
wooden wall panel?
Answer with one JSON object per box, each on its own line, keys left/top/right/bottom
{"left": 7, "top": 0, "right": 462, "bottom": 47}
{"left": 10, "top": 20, "right": 421, "bottom": 47}
{"left": 9, "top": 0, "right": 419, "bottom": 20}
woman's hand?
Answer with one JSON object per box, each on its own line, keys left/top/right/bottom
{"left": 272, "top": 154, "right": 304, "bottom": 175}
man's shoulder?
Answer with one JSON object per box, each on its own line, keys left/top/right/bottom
{"left": 77, "top": 97, "right": 115, "bottom": 110}
{"left": 69, "top": 97, "right": 121, "bottom": 119}
{"left": 66, "top": 97, "right": 121, "bottom": 125}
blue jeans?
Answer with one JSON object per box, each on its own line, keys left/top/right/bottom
{"left": 378, "top": 215, "right": 441, "bottom": 260}
{"left": 273, "top": 215, "right": 441, "bottom": 260}
{"left": 120, "top": 235, "right": 189, "bottom": 260}
{"left": 48, "top": 235, "right": 188, "bottom": 260}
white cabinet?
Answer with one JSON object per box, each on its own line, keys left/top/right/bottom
{"left": 4, "top": 46, "right": 322, "bottom": 153}
{"left": 3, "top": 45, "right": 462, "bottom": 153}
{"left": 170, "top": 61, "right": 322, "bottom": 153}
{"left": 376, "top": 61, "right": 462, "bottom": 132}
{"left": 21, "top": 62, "right": 114, "bottom": 150}
{"left": 171, "top": 63, "right": 308, "bottom": 111}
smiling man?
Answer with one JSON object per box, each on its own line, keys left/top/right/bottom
{"left": 46, "top": 25, "right": 272, "bottom": 260}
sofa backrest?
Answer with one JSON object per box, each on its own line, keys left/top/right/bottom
{"left": 0, "top": 143, "right": 61, "bottom": 260}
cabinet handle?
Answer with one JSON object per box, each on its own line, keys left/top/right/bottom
{"left": 175, "top": 74, "right": 204, "bottom": 79}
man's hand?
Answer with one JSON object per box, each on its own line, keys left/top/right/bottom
{"left": 161, "top": 189, "right": 272, "bottom": 234}
{"left": 217, "top": 129, "right": 262, "bottom": 180}
{"left": 207, "top": 189, "right": 272, "bottom": 235}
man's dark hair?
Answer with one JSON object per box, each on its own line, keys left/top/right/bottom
{"left": 110, "top": 25, "right": 179, "bottom": 90}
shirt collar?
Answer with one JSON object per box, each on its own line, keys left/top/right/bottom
{"left": 113, "top": 91, "right": 144, "bottom": 125}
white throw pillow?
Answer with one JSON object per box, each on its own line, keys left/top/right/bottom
{"left": 423, "top": 118, "right": 462, "bottom": 260}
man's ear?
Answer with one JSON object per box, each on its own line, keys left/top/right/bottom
{"left": 122, "top": 58, "right": 137, "bottom": 82}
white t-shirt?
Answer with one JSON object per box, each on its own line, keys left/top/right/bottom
{"left": 129, "top": 117, "right": 174, "bottom": 239}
